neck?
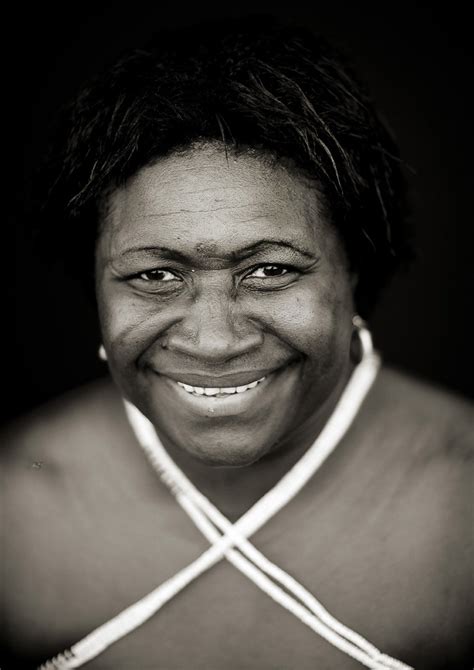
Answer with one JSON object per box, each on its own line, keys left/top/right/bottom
{"left": 155, "top": 359, "right": 356, "bottom": 521}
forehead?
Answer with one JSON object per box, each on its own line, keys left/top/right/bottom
{"left": 101, "top": 146, "right": 331, "bottom": 257}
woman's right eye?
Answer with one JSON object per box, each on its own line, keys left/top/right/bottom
{"left": 135, "top": 269, "right": 180, "bottom": 282}
{"left": 125, "top": 268, "right": 184, "bottom": 292}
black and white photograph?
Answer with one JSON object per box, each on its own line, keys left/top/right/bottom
{"left": 2, "top": 4, "right": 473, "bottom": 669}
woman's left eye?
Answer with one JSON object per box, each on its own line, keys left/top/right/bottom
{"left": 245, "top": 264, "right": 293, "bottom": 279}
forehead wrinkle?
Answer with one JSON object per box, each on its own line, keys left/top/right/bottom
{"left": 184, "top": 186, "right": 243, "bottom": 194}
{"left": 100, "top": 149, "right": 331, "bottom": 259}
{"left": 139, "top": 165, "right": 263, "bottom": 195}
{"left": 108, "top": 155, "right": 322, "bottom": 224}
{"left": 139, "top": 202, "right": 261, "bottom": 219}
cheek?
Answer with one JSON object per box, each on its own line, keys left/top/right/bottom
{"left": 97, "top": 282, "right": 171, "bottom": 364}
{"left": 262, "top": 274, "right": 352, "bottom": 360}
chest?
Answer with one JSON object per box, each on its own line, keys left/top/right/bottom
{"left": 4, "top": 473, "right": 459, "bottom": 670}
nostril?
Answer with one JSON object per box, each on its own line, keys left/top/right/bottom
{"left": 160, "top": 300, "right": 264, "bottom": 361}
{"left": 163, "top": 329, "right": 263, "bottom": 362}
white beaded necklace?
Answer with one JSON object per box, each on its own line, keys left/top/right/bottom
{"left": 39, "top": 326, "right": 413, "bottom": 670}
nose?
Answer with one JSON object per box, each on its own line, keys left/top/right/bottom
{"left": 163, "top": 291, "right": 263, "bottom": 363}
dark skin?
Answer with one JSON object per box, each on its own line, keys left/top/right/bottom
{"left": 1, "top": 148, "right": 473, "bottom": 669}
{"left": 95, "top": 147, "right": 356, "bottom": 479}
{"left": 2, "top": 372, "right": 472, "bottom": 669}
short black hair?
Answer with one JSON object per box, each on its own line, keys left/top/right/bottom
{"left": 38, "top": 15, "right": 412, "bottom": 315}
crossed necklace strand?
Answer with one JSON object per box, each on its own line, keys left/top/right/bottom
{"left": 40, "top": 326, "right": 413, "bottom": 670}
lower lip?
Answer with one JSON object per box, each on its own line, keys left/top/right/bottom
{"left": 161, "top": 372, "right": 280, "bottom": 418}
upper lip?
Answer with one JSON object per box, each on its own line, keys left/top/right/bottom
{"left": 156, "top": 368, "right": 284, "bottom": 388}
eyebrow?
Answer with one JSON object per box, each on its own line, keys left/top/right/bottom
{"left": 114, "top": 240, "right": 318, "bottom": 263}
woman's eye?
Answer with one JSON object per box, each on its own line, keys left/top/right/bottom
{"left": 126, "top": 268, "right": 183, "bottom": 292}
{"left": 246, "top": 265, "right": 292, "bottom": 279}
{"left": 136, "top": 269, "right": 180, "bottom": 282}
{"left": 242, "top": 264, "right": 300, "bottom": 290}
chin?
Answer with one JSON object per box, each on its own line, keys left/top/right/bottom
{"left": 180, "top": 435, "right": 272, "bottom": 468}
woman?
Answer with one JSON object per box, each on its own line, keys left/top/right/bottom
{"left": 2, "top": 17, "right": 472, "bottom": 670}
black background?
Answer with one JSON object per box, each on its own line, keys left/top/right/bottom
{"left": 5, "top": 2, "right": 474, "bottom": 426}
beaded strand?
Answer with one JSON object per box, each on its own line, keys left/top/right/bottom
{"left": 38, "top": 326, "right": 413, "bottom": 670}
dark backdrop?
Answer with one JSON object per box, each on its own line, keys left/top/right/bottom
{"left": 5, "top": 1, "right": 474, "bottom": 426}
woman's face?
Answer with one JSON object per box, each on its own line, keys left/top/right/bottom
{"left": 96, "top": 147, "right": 355, "bottom": 466}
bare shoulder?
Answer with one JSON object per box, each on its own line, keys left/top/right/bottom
{"left": 373, "top": 368, "right": 473, "bottom": 646}
{"left": 373, "top": 366, "right": 473, "bottom": 520}
{"left": 0, "top": 378, "right": 167, "bottom": 662}
{"left": 374, "top": 366, "right": 473, "bottom": 457}
{"left": 0, "top": 376, "right": 133, "bottom": 553}
{"left": 1, "top": 376, "right": 126, "bottom": 469}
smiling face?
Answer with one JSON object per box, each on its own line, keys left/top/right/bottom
{"left": 95, "top": 146, "right": 356, "bottom": 466}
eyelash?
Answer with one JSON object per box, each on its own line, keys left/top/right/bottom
{"left": 135, "top": 269, "right": 181, "bottom": 282}
{"left": 130, "top": 263, "right": 297, "bottom": 285}
{"left": 244, "top": 264, "right": 295, "bottom": 279}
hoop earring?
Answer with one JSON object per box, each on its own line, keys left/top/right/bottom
{"left": 98, "top": 344, "right": 108, "bottom": 361}
{"left": 351, "top": 314, "right": 374, "bottom": 360}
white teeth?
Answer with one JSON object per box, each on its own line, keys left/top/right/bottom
{"left": 176, "top": 376, "right": 266, "bottom": 397}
